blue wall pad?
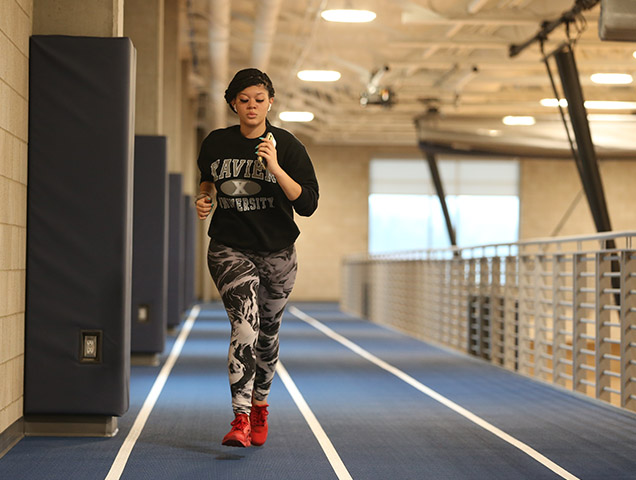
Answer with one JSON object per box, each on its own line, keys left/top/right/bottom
{"left": 167, "top": 174, "right": 184, "bottom": 328}
{"left": 25, "top": 36, "right": 135, "bottom": 416}
{"left": 131, "top": 136, "right": 168, "bottom": 354}
{"left": 183, "top": 196, "right": 196, "bottom": 309}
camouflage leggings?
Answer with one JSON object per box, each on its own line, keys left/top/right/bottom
{"left": 207, "top": 238, "right": 297, "bottom": 415}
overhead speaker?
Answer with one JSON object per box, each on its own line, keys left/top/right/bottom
{"left": 599, "top": 0, "right": 636, "bottom": 41}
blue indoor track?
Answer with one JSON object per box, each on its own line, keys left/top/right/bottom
{"left": 2, "top": 303, "right": 636, "bottom": 479}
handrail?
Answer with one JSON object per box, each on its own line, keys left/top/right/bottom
{"left": 341, "top": 230, "right": 636, "bottom": 413}
{"left": 360, "top": 230, "right": 636, "bottom": 261}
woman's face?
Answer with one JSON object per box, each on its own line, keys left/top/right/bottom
{"left": 232, "top": 85, "right": 273, "bottom": 129}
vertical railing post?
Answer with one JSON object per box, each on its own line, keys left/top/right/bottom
{"left": 621, "top": 250, "right": 636, "bottom": 411}
{"left": 518, "top": 255, "right": 536, "bottom": 376}
{"left": 466, "top": 258, "right": 477, "bottom": 356}
{"left": 552, "top": 253, "right": 570, "bottom": 388}
{"left": 596, "top": 251, "right": 613, "bottom": 402}
{"left": 573, "top": 253, "right": 588, "bottom": 395}
{"left": 491, "top": 257, "right": 504, "bottom": 366}
{"left": 535, "top": 253, "right": 551, "bottom": 381}
{"left": 504, "top": 255, "right": 519, "bottom": 371}
{"left": 479, "top": 257, "right": 491, "bottom": 360}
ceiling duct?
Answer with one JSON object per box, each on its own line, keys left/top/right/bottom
{"left": 208, "top": 0, "right": 230, "bottom": 129}
{"left": 251, "top": 0, "right": 284, "bottom": 71}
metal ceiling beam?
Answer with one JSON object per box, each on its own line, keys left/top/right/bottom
{"left": 553, "top": 43, "right": 612, "bottom": 234}
{"left": 425, "top": 152, "right": 457, "bottom": 247}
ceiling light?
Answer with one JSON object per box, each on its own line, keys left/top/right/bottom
{"left": 541, "top": 98, "right": 636, "bottom": 110}
{"left": 321, "top": 9, "right": 376, "bottom": 23}
{"left": 279, "top": 111, "right": 314, "bottom": 122}
{"left": 297, "top": 70, "right": 341, "bottom": 82}
{"left": 502, "top": 116, "right": 535, "bottom": 126}
{"left": 590, "top": 73, "right": 633, "bottom": 85}
{"left": 476, "top": 128, "right": 502, "bottom": 137}
{"left": 540, "top": 98, "right": 568, "bottom": 107}
{"left": 584, "top": 101, "right": 636, "bottom": 110}
{"left": 588, "top": 114, "right": 636, "bottom": 122}
{"left": 633, "top": 51, "right": 636, "bottom": 59}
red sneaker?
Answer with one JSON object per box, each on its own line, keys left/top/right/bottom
{"left": 222, "top": 413, "right": 251, "bottom": 447}
{"left": 250, "top": 404, "right": 269, "bottom": 446}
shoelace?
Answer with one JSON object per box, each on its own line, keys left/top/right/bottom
{"left": 251, "top": 407, "right": 268, "bottom": 426}
{"left": 231, "top": 415, "right": 250, "bottom": 430}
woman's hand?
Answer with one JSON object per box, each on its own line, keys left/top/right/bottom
{"left": 257, "top": 138, "right": 303, "bottom": 202}
{"left": 195, "top": 185, "right": 215, "bottom": 219}
{"left": 257, "top": 136, "right": 282, "bottom": 175}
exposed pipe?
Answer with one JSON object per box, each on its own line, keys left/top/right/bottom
{"left": 467, "top": 0, "right": 490, "bottom": 14}
{"left": 208, "top": 0, "right": 230, "bottom": 130}
{"left": 251, "top": 0, "right": 284, "bottom": 72}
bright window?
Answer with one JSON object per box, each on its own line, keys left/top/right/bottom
{"left": 369, "top": 158, "right": 519, "bottom": 254}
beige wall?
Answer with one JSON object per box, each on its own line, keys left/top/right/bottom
{"left": 519, "top": 158, "right": 636, "bottom": 239}
{"left": 0, "top": 0, "right": 31, "bottom": 438}
{"left": 292, "top": 144, "right": 369, "bottom": 302}
{"left": 290, "top": 143, "right": 421, "bottom": 301}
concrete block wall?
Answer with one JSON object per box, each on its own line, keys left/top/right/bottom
{"left": 0, "top": 0, "right": 31, "bottom": 437}
{"left": 292, "top": 143, "right": 371, "bottom": 301}
{"left": 291, "top": 143, "right": 421, "bottom": 301}
{"left": 519, "top": 158, "right": 636, "bottom": 239}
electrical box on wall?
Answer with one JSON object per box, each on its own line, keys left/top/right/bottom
{"left": 80, "top": 330, "right": 102, "bottom": 363}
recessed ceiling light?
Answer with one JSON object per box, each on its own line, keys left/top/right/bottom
{"left": 584, "top": 101, "right": 636, "bottom": 110}
{"left": 590, "top": 73, "right": 633, "bottom": 85}
{"left": 321, "top": 9, "right": 376, "bottom": 23}
{"left": 476, "top": 128, "right": 502, "bottom": 137}
{"left": 540, "top": 98, "right": 568, "bottom": 107}
{"left": 279, "top": 111, "right": 314, "bottom": 122}
{"left": 502, "top": 116, "right": 535, "bottom": 126}
{"left": 588, "top": 114, "right": 636, "bottom": 122}
{"left": 540, "top": 98, "right": 636, "bottom": 110}
{"left": 297, "top": 70, "right": 342, "bottom": 82}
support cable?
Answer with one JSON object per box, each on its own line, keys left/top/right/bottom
{"left": 509, "top": 0, "right": 599, "bottom": 58}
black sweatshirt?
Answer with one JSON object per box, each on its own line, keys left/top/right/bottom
{"left": 197, "top": 123, "right": 319, "bottom": 252}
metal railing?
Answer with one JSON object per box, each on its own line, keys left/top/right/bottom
{"left": 341, "top": 231, "right": 636, "bottom": 412}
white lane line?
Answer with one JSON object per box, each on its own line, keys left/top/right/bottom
{"left": 277, "top": 361, "right": 353, "bottom": 480}
{"left": 105, "top": 305, "right": 201, "bottom": 480}
{"left": 288, "top": 306, "right": 579, "bottom": 480}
